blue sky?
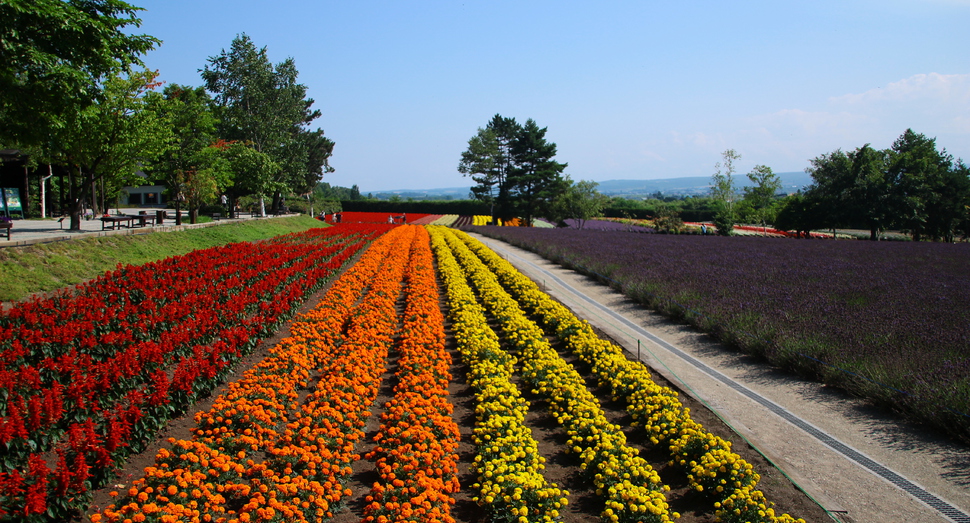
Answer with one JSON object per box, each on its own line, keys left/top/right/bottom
{"left": 135, "top": 0, "right": 970, "bottom": 192}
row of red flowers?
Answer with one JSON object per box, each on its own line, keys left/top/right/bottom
{"left": 321, "top": 212, "right": 431, "bottom": 224}
{"left": 0, "top": 224, "right": 389, "bottom": 521}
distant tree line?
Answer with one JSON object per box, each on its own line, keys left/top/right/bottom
{"left": 776, "top": 129, "right": 969, "bottom": 241}
{"left": 340, "top": 199, "right": 490, "bottom": 215}
{"left": 1, "top": 3, "right": 334, "bottom": 228}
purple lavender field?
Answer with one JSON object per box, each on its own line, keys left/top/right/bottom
{"left": 468, "top": 226, "right": 970, "bottom": 443}
{"left": 560, "top": 218, "right": 656, "bottom": 232}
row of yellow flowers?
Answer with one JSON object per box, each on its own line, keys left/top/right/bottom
{"left": 92, "top": 226, "right": 419, "bottom": 523}
{"left": 361, "top": 226, "right": 461, "bottom": 523}
{"left": 428, "top": 226, "right": 567, "bottom": 523}
{"left": 456, "top": 229, "right": 805, "bottom": 523}
{"left": 436, "top": 227, "right": 675, "bottom": 523}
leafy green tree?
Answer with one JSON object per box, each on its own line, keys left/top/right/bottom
{"left": 806, "top": 144, "right": 892, "bottom": 240}
{"left": 546, "top": 178, "right": 609, "bottom": 228}
{"left": 653, "top": 204, "right": 685, "bottom": 233}
{"left": 773, "top": 193, "right": 828, "bottom": 238}
{"left": 887, "top": 129, "right": 967, "bottom": 241}
{"left": 184, "top": 147, "right": 227, "bottom": 223}
{"left": 507, "top": 119, "right": 568, "bottom": 225}
{"left": 743, "top": 164, "right": 782, "bottom": 233}
{"left": 458, "top": 114, "right": 520, "bottom": 221}
{"left": 202, "top": 34, "right": 325, "bottom": 214}
{"left": 846, "top": 144, "right": 894, "bottom": 240}
{"left": 215, "top": 141, "right": 279, "bottom": 214}
{"left": 59, "top": 69, "right": 171, "bottom": 230}
{"left": 145, "top": 84, "right": 225, "bottom": 224}
{"left": 803, "top": 148, "right": 855, "bottom": 233}
{"left": 298, "top": 128, "right": 335, "bottom": 194}
{"left": 710, "top": 149, "right": 740, "bottom": 235}
{"left": 0, "top": 0, "right": 159, "bottom": 147}
{"left": 806, "top": 130, "right": 970, "bottom": 241}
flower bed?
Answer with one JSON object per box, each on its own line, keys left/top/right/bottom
{"left": 0, "top": 224, "right": 388, "bottom": 520}
{"left": 467, "top": 226, "right": 970, "bottom": 444}
{"left": 362, "top": 226, "right": 461, "bottom": 522}
{"left": 429, "top": 226, "right": 567, "bottom": 523}
{"left": 93, "top": 225, "right": 426, "bottom": 523}
{"left": 437, "top": 227, "right": 675, "bottom": 523}
{"left": 448, "top": 228, "right": 805, "bottom": 523}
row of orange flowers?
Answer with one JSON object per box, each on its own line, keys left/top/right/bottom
{"left": 93, "top": 225, "right": 420, "bottom": 523}
{"left": 439, "top": 228, "right": 675, "bottom": 523}
{"left": 428, "top": 226, "right": 567, "bottom": 523}
{"left": 361, "top": 226, "right": 461, "bottom": 523}
{"left": 458, "top": 230, "right": 805, "bottom": 523}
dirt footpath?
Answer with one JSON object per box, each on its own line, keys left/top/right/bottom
{"left": 469, "top": 232, "right": 970, "bottom": 523}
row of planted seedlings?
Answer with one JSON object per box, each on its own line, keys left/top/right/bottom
{"left": 361, "top": 225, "right": 462, "bottom": 522}
{"left": 0, "top": 225, "right": 391, "bottom": 521}
{"left": 93, "top": 224, "right": 419, "bottom": 523}
{"left": 455, "top": 229, "right": 805, "bottom": 523}
{"left": 433, "top": 226, "right": 676, "bottom": 523}
{"left": 428, "top": 226, "right": 568, "bottom": 523}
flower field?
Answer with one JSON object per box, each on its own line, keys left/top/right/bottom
{"left": 1, "top": 223, "right": 821, "bottom": 522}
{"left": 466, "top": 226, "right": 970, "bottom": 444}
{"left": 0, "top": 224, "right": 389, "bottom": 520}
{"left": 431, "top": 227, "right": 804, "bottom": 523}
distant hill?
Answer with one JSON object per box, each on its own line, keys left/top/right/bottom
{"left": 369, "top": 187, "right": 472, "bottom": 200}
{"left": 594, "top": 172, "right": 814, "bottom": 197}
{"left": 372, "top": 172, "right": 814, "bottom": 199}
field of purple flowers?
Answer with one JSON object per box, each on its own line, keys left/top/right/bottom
{"left": 560, "top": 218, "right": 656, "bottom": 232}
{"left": 467, "top": 226, "right": 970, "bottom": 443}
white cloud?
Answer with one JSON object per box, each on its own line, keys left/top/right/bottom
{"left": 749, "top": 109, "right": 872, "bottom": 136}
{"left": 830, "top": 73, "right": 970, "bottom": 106}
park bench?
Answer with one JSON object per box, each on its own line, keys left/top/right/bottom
{"left": 100, "top": 216, "right": 134, "bottom": 230}
{"left": 129, "top": 213, "right": 154, "bottom": 228}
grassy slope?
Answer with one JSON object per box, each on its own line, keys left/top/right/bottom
{"left": 0, "top": 216, "right": 327, "bottom": 303}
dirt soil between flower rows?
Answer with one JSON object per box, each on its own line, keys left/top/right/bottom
{"left": 81, "top": 233, "right": 970, "bottom": 523}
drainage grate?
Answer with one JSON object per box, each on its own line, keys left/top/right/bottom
{"left": 505, "top": 249, "right": 970, "bottom": 523}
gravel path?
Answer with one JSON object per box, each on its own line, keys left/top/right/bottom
{"left": 469, "top": 232, "right": 970, "bottom": 523}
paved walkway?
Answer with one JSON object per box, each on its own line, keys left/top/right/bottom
{"left": 0, "top": 212, "right": 294, "bottom": 248}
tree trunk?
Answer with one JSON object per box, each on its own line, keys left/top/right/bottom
{"left": 174, "top": 199, "right": 182, "bottom": 226}
{"left": 90, "top": 178, "right": 99, "bottom": 216}
{"left": 69, "top": 166, "right": 81, "bottom": 231}
{"left": 870, "top": 227, "right": 878, "bottom": 241}
{"left": 23, "top": 166, "right": 30, "bottom": 219}
{"left": 271, "top": 191, "right": 282, "bottom": 215}
{"left": 40, "top": 164, "right": 54, "bottom": 219}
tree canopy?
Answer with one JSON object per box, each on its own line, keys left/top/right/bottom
{"left": 0, "top": 0, "right": 159, "bottom": 146}
{"left": 201, "top": 34, "right": 329, "bottom": 213}
{"left": 710, "top": 149, "right": 741, "bottom": 235}
{"left": 144, "top": 84, "right": 226, "bottom": 223}
{"left": 781, "top": 129, "right": 969, "bottom": 241}
{"left": 459, "top": 114, "right": 568, "bottom": 224}
{"left": 59, "top": 69, "right": 172, "bottom": 229}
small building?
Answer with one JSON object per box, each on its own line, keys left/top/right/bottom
{"left": 122, "top": 173, "right": 167, "bottom": 208}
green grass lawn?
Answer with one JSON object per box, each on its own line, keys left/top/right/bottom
{"left": 0, "top": 216, "right": 327, "bottom": 303}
